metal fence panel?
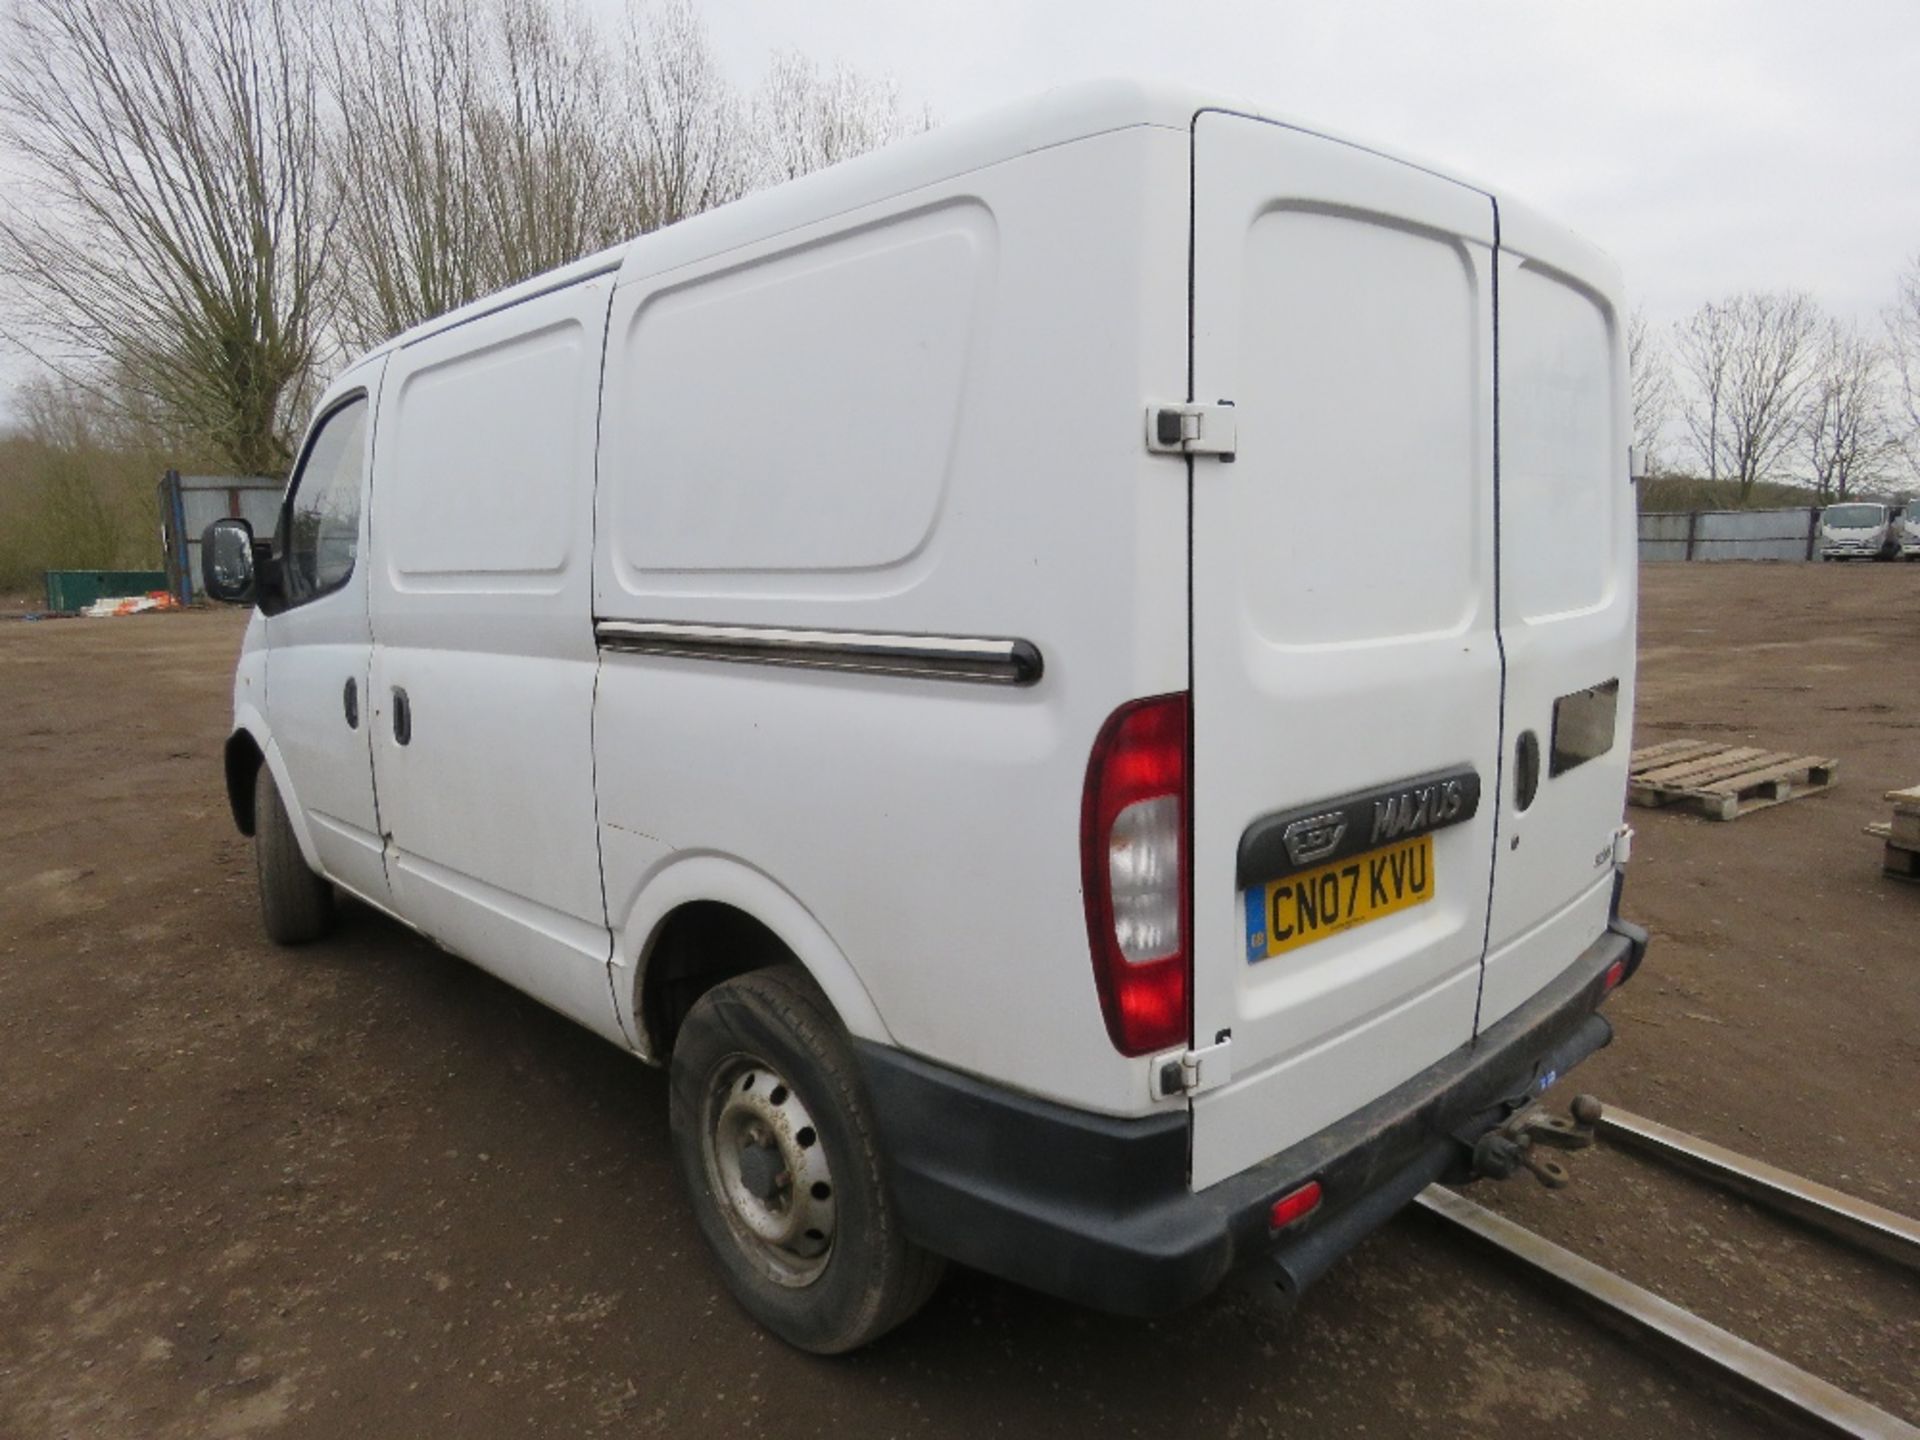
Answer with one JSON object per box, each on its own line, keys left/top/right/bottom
{"left": 1639, "top": 513, "right": 1691, "bottom": 542}
{"left": 1638, "top": 507, "right": 1818, "bottom": 563}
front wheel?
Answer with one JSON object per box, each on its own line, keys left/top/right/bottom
{"left": 253, "top": 767, "right": 335, "bottom": 944}
{"left": 669, "top": 966, "right": 944, "bottom": 1353}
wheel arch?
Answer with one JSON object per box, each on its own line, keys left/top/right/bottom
{"left": 224, "top": 729, "right": 266, "bottom": 835}
{"left": 614, "top": 854, "right": 893, "bottom": 1062}
{"left": 225, "top": 713, "right": 324, "bottom": 872}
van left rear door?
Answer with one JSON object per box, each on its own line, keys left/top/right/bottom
{"left": 1185, "top": 111, "right": 1502, "bottom": 1191}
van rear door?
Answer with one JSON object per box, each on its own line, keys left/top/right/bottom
{"left": 1186, "top": 111, "right": 1503, "bottom": 1189}
{"left": 1476, "top": 208, "right": 1634, "bottom": 1029}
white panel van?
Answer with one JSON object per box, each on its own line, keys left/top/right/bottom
{"left": 202, "top": 81, "right": 1645, "bottom": 1352}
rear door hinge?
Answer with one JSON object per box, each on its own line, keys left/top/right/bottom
{"left": 1145, "top": 402, "right": 1237, "bottom": 459}
{"left": 1152, "top": 1033, "right": 1232, "bottom": 1099}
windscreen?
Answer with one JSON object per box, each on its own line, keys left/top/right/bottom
{"left": 1826, "top": 504, "right": 1885, "bottom": 528}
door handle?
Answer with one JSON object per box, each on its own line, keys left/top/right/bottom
{"left": 343, "top": 677, "right": 359, "bottom": 729}
{"left": 392, "top": 687, "right": 412, "bottom": 746}
{"left": 1514, "top": 729, "right": 1540, "bottom": 812}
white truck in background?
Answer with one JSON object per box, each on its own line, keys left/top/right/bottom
{"left": 1821, "top": 501, "right": 1901, "bottom": 560}
{"left": 200, "top": 80, "right": 1645, "bottom": 1352}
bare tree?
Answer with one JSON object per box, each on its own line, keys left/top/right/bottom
{"left": 618, "top": 0, "right": 748, "bottom": 232}
{"left": 750, "top": 52, "right": 929, "bottom": 187}
{"left": 0, "top": 0, "right": 329, "bottom": 476}
{"left": 470, "top": 0, "right": 622, "bottom": 286}
{"left": 1674, "top": 292, "right": 1821, "bottom": 502}
{"left": 326, "top": 3, "right": 924, "bottom": 350}
{"left": 0, "top": 371, "right": 179, "bottom": 580}
{"left": 1803, "top": 320, "right": 1900, "bottom": 502}
{"left": 1628, "top": 307, "right": 1674, "bottom": 473}
{"left": 1887, "top": 253, "right": 1920, "bottom": 480}
{"left": 324, "top": 0, "right": 492, "bottom": 348}
{"left": 326, "top": 0, "right": 628, "bottom": 351}
{"left": 1674, "top": 301, "right": 1732, "bottom": 484}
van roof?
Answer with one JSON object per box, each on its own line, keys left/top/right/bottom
{"left": 355, "top": 78, "right": 1584, "bottom": 364}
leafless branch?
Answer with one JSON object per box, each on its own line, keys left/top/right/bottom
{"left": 1674, "top": 292, "right": 1821, "bottom": 502}
{"left": 0, "top": 0, "right": 330, "bottom": 475}
{"left": 1804, "top": 319, "right": 1901, "bottom": 502}
{"left": 1627, "top": 307, "right": 1674, "bottom": 473}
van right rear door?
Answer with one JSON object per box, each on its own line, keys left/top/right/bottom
{"left": 1476, "top": 207, "right": 1635, "bottom": 1029}
{"left": 1185, "top": 111, "right": 1503, "bottom": 1190}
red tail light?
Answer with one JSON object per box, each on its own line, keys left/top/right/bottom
{"left": 1268, "top": 1180, "right": 1322, "bottom": 1231}
{"left": 1081, "top": 693, "right": 1191, "bottom": 1056}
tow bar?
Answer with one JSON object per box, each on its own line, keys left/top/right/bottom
{"left": 1469, "top": 1094, "right": 1603, "bottom": 1189}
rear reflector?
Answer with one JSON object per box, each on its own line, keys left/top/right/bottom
{"left": 1081, "top": 694, "right": 1191, "bottom": 1056}
{"left": 1269, "top": 1180, "right": 1322, "bottom": 1231}
{"left": 1602, "top": 958, "right": 1628, "bottom": 993}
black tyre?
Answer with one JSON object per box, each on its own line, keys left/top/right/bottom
{"left": 669, "top": 965, "right": 944, "bottom": 1353}
{"left": 253, "top": 767, "right": 335, "bottom": 944}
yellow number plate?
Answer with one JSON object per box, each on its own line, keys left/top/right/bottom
{"left": 1244, "top": 834, "right": 1434, "bottom": 961}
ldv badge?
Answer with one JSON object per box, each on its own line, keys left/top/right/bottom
{"left": 1280, "top": 812, "right": 1347, "bottom": 867}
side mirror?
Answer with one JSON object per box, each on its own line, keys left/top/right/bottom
{"left": 201, "top": 518, "right": 256, "bottom": 603}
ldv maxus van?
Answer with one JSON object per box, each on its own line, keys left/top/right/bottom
{"left": 202, "top": 81, "right": 1647, "bottom": 1353}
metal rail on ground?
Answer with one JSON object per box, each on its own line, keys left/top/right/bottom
{"left": 1414, "top": 1186, "right": 1920, "bottom": 1440}
{"left": 1597, "top": 1107, "right": 1920, "bottom": 1274}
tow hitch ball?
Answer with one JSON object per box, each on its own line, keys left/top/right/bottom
{"left": 1471, "top": 1094, "right": 1603, "bottom": 1189}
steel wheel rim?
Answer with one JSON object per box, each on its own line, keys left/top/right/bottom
{"left": 700, "top": 1054, "right": 837, "bottom": 1288}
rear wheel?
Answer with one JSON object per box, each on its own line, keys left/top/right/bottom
{"left": 669, "top": 966, "right": 943, "bottom": 1353}
{"left": 253, "top": 768, "right": 335, "bottom": 944}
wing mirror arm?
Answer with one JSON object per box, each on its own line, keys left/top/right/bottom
{"left": 250, "top": 537, "right": 285, "bottom": 614}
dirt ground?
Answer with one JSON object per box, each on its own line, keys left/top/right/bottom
{"left": 2, "top": 562, "right": 1915, "bottom": 1439}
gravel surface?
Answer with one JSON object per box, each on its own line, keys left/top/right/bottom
{"left": 2, "top": 562, "right": 1914, "bottom": 1438}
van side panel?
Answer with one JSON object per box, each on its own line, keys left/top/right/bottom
{"left": 593, "top": 126, "right": 1191, "bottom": 1115}
{"left": 607, "top": 203, "right": 985, "bottom": 580}
{"left": 368, "top": 276, "right": 625, "bottom": 1044}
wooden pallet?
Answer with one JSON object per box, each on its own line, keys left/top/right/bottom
{"left": 1628, "top": 740, "right": 1838, "bottom": 821}
{"left": 1867, "top": 785, "right": 1920, "bottom": 881}
{"left": 1871, "top": 811, "right": 1920, "bottom": 850}
{"left": 1867, "top": 826, "right": 1920, "bottom": 883}
{"left": 1886, "top": 787, "right": 1920, "bottom": 849}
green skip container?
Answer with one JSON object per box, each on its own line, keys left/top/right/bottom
{"left": 41, "top": 569, "right": 170, "bottom": 613}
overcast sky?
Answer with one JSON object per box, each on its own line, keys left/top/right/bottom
{"left": 3, "top": 0, "right": 1916, "bottom": 425}
{"left": 685, "top": 0, "right": 1917, "bottom": 331}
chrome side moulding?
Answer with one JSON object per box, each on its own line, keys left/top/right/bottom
{"left": 594, "top": 619, "right": 1043, "bottom": 687}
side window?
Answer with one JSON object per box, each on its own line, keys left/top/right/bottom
{"left": 281, "top": 397, "right": 370, "bottom": 607}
